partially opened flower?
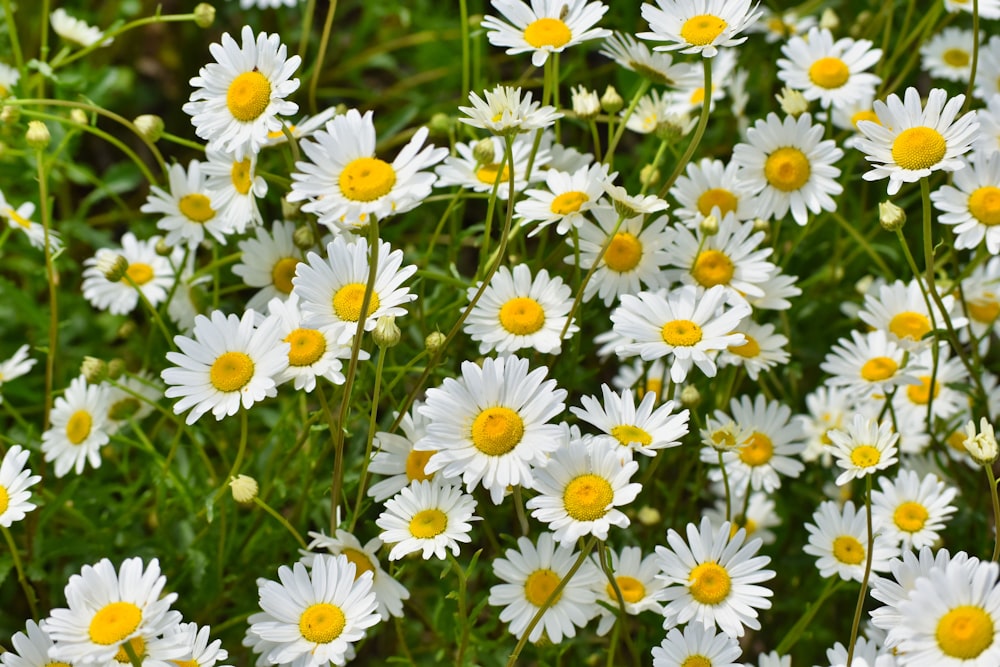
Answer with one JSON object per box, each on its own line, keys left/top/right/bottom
{"left": 0, "top": 445, "right": 40, "bottom": 527}
{"left": 459, "top": 85, "right": 562, "bottom": 135}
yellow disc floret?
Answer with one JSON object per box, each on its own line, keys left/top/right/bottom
{"left": 333, "top": 283, "right": 380, "bottom": 322}
{"left": 88, "top": 601, "right": 142, "bottom": 646}
{"left": 764, "top": 147, "right": 811, "bottom": 192}
{"left": 405, "top": 449, "right": 435, "bottom": 483}
{"left": 739, "top": 432, "right": 774, "bottom": 467}
{"left": 891, "top": 126, "right": 947, "bottom": 171}
{"left": 470, "top": 407, "right": 524, "bottom": 455}
{"left": 680, "top": 15, "right": 728, "bottom": 46}
{"left": 808, "top": 57, "right": 850, "bottom": 89}
{"left": 498, "top": 297, "right": 546, "bottom": 335}
{"left": 688, "top": 561, "right": 731, "bottom": 605}
{"left": 227, "top": 70, "right": 272, "bottom": 122}
{"left": 832, "top": 535, "right": 865, "bottom": 564}
{"left": 231, "top": 159, "right": 253, "bottom": 195}
{"left": 409, "top": 508, "right": 448, "bottom": 538}
{"left": 611, "top": 424, "right": 653, "bottom": 447}
{"left": 284, "top": 328, "right": 327, "bottom": 367}
{"left": 936, "top": 605, "right": 994, "bottom": 658}
{"left": 889, "top": 311, "right": 932, "bottom": 342}
{"left": 893, "top": 501, "right": 929, "bottom": 533}
{"left": 691, "top": 249, "right": 735, "bottom": 288}
{"left": 604, "top": 233, "right": 643, "bottom": 273}
{"left": 339, "top": 157, "right": 396, "bottom": 202}
{"left": 850, "top": 444, "right": 882, "bottom": 468}
{"left": 298, "top": 603, "right": 346, "bottom": 644}
{"left": 178, "top": 194, "right": 215, "bottom": 223}
{"left": 209, "top": 351, "right": 255, "bottom": 392}
{"left": 271, "top": 257, "right": 299, "bottom": 295}
{"left": 563, "top": 474, "right": 614, "bottom": 521}
{"left": 550, "top": 191, "right": 589, "bottom": 216}
{"left": 124, "top": 263, "right": 154, "bottom": 286}
{"left": 697, "top": 188, "right": 738, "bottom": 217}
{"left": 860, "top": 356, "right": 898, "bottom": 382}
{"left": 523, "top": 18, "right": 572, "bottom": 49}
{"left": 661, "top": 319, "right": 703, "bottom": 347}
{"left": 524, "top": 568, "right": 562, "bottom": 606}
{"left": 607, "top": 576, "right": 646, "bottom": 604}
{"left": 66, "top": 410, "right": 93, "bottom": 445}
{"left": 969, "top": 186, "right": 1000, "bottom": 226}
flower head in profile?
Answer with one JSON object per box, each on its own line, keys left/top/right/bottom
{"left": 0, "top": 344, "right": 37, "bottom": 404}
{"left": 482, "top": 0, "right": 611, "bottom": 67}
{"left": 459, "top": 85, "right": 562, "bottom": 136}
{"left": 50, "top": 8, "right": 111, "bottom": 47}
{"left": 639, "top": 0, "right": 762, "bottom": 58}
{"left": 0, "top": 445, "right": 41, "bottom": 528}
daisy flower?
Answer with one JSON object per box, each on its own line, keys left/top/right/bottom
{"left": 0, "top": 62, "right": 20, "bottom": 98}
{"left": 602, "top": 180, "right": 669, "bottom": 218}
{"left": 932, "top": 151, "right": 1000, "bottom": 254}
{"left": 264, "top": 293, "right": 351, "bottom": 392}
{"left": 651, "top": 623, "right": 743, "bottom": 667}
{"left": 945, "top": 0, "right": 1000, "bottom": 19}
{"left": 872, "top": 469, "right": 958, "bottom": 551}
{"left": 717, "top": 319, "right": 790, "bottom": 381}
{"left": 661, "top": 49, "right": 737, "bottom": 117}
{"left": 777, "top": 27, "right": 882, "bottom": 109}
{"left": 292, "top": 235, "right": 417, "bottom": 346}
{"left": 820, "top": 329, "right": 919, "bottom": 399}
{"left": 975, "top": 37, "right": 1000, "bottom": 101}
{"left": 828, "top": 414, "right": 900, "bottom": 486}
{"left": 459, "top": 84, "right": 562, "bottom": 136}
{"left": 233, "top": 220, "right": 314, "bottom": 313}
{"left": 302, "top": 530, "right": 410, "bottom": 620}
{"left": 488, "top": 532, "right": 601, "bottom": 644}
{"left": 0, "top": 445, "right": 40, "bottom": 527}
{"left": 796, "top": 385, "right": 855, "bottom": 465}
{"left": 81, "top": 233, "right": 180, "bottom": 316}
{"left": 858, "top": 278, "right": 966, "bottom": 350}
{"left": 855, "top": 87, "right": 979, "bottom": 195}
{"left": 639, "top": 0, "right": 761, "bottom": 58}
{"left": 183, "top": 25, "right": 301, "bottom": 160}
{"left": 571, "top": 383, "right": 689, "bottom": 460}
{"left": 891, "top": 349, "right": 968, "bottom": 424}
{"left": 416, "top": 356, "right": 567, "bottom": 504}
{"left": 0, "top": 344, "right": 37, "bottom": 404}
{"left": 368, "top": 404, "right": 435, "bottom": 502}
{"left": 974, "top": 93, "right": 1000, "bottom": 155}
{"left": 803, "top": 500, "right": 896, "bottom": 583}
{"left": 482, "top": 0, "right": 611, "bottom": 68}
{"left": 526, "top": 438, "right": 642, "bottom": 547}
{"left": 434, "top": 134, "right": 546, "bottom": 199}
{"left": 141, "top": 160, "right": 232, "bottom": 247}
{"left": 248, "top": 554, "right": 379, "bottom": 667}
{"left": 463, "top": 264, "right": 576, "bottom": 355}
{"left": 1, "top": 621, "right": 59, "bottom": 667}
{"left": 656, "top": 517, "right": 775, "bottom": 638}
{"left": 749, "top": 8, "right": 815, "bottom": 43}
{"left": 161, "top": 310, "right": 289, "bottom": 424}
{"left": 600, "top": 31, "right": 689, "bottom": 85}
{"left": 41, "top": 376, "right": 112, "bottom": 477}
{"left": 515, "top": 162, "right": 612, "bottom": 235}
{"left": 823, "top": 637, "right": 892, "bottom": 667}
{"left": 732, "top": 112, "right": 844, "bottom": 225}
{"left": 0, "top": 197, "right": 63, "bottom": 253}
{"left": 921, "top": 27, "right": 977, "bottom": 82}
{"left": 589, "top": 546, "right": 665, "bottom": 636}
{"left": 376, "top": 480, "right": 478, "bottom": 561}
{"left": 748, "top": 268, "right": 802, "bottom": 311}
{"left": 44, "top": 557, "right": 181, "bottom": 665}
{"left": 202, "top": 145, "right": 267, "bottom": 233}
{"left": 960, "top": 256, "right": 1000, "bottom": 354}
{"left": 670, "top": 157, "right": 759, "bottom": 227}
{"left": 49, "top": 8, "right": 111, "bottom": 47}
{"left": 262, "top": 107, "right": 337, "bottom": 147}
{"left": 166, "top": 622, "right": 228, "bottom": 667}
{"left": 288, "top": 109, "right": 447, "bottom": 229}
{"left": 611, "top": 284, "right": 752, "bottom": 383}
{"left": 624, "top": 89, "right": 673, "bottom": 134}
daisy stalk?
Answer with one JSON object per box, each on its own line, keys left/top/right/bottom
{"left": 774, "top": 575, "right": 842, "bottom": 654}
{"left": 0, "top": 0, "right": 23, "bottom": 76}
{"left": 1, "top": 525, "right": 39, "bottom": 620}
{"left": 963, "top": 0, "right": 981, "bottom": 114}
{"left": 845, "top": 473, "right": 875, "bottom": 667}
{"left": 250, "top": 495, "right": 308, "bottom": 550}
{"left": 985, "top": 462, "right": 1000, "bottom": 562}
{"left": 657, "top": 55, "right": 712, "bottom": 199}
{"left": 308, "top": 0, "right": 339, "bottom": 114}
{"left": 121, "top": 271, "right": 176, "bottom": 351}
{"left": 34, "top": 133, "right": 57, "bottom": 431}
{"left": 595, "top": 540, "right": 638, "bottom": 666}
{"left": 603, "top": 78, "right": 651, "bottom": 165}
{"left": 348, "top": 340, "right": 388, "bottom": 533}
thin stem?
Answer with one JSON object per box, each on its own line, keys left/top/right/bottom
{"left": 253, "top": 497, "right": 308, "bottom": 549}
{"left": 459, "top": 0, "right": 470, "bottom": 98}
{"left": 774, "top": 576, "right": 840, "bottom": 654}
{"left": 122, "top": 273, "right": 176, "bottom": 350}
{"left": 718, "top": 449, "right": 732, "bottom": 522}
{"left": 986, "top": 463, "right": 1000, "bottom": 562}
{"left": 657, "top": 56, "right": 712, "bottom": 200}
{"left": 604, "top": 79, "right": 651, "bottom": 165}
{"left": 512, "top": 485, "right": 530, "bottom": 535}
{"left": 1, "top": 526, "right": 39, "bottom": 620}
{"left": 448, "top": 551, "right": 474, "bottom": 665}
{"left": 845, "top": 475, "right": 875, "bottom": 667}
{"left": 1, "top": 0, "right": 25, "bottom": 75}
{"left": 348, "top": 345, "right": 387, "bottom": 533}
{"left": 309, "top": 0, "right": 339, "bottom": 117}
{"left": 964, "top": 0, "right": 980, "bottom": 114}
{"left": 215, "top": 410, "right": 250, "bottom": 505}
{"left": 557, "top": 212, "right": 627, "bottom": 343}
{"left": 36, "top": 148, "right": 57, "bottom": 431}
{"left": 121, "top": 635, "right": 144, "bottom": 667}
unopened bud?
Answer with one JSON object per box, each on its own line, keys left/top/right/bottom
{"left": 699, "top": 214, "right": 719, "bottom": 236}
{"left": 472, "top": 137, "right": 496, "bottom": 165}
{"left": 571, "top": 85, "right": 600, "bottom": 120}
{"left": 428, "top": 112, "right": 454, "bottom": 136}
{"left": 601, "top": 85, "right": 624, "bottom": 114}
{"left": 639, "top": 164, "right": 660, "bottom": 188}
{"left": 81, "top": 357, "right": 108, "bottom": 384}
{"left": 373, "top": 315, "right": 401, "bottom": 348}
{"left": 850, "top": 11, "right": 872, "bottom": 38}
{"left": 155, "top": 238, "right": 173, "bottom": 256}
{"left": 425, "top": 331, "right": 447, "bottom": 354}
{"left": 680, "top": 384, "right": 701, "bottom": 409}
{"left": 879, "top": 200, "right": 906, "bottom": 231}
{"left": 193, "top": 3, "right": 216, "bottom": 28}
{"left": 964, "top": 418, "right": 999, "bottom": 465}
{"left": 107, "top": 358, "right": 126, "bottom": 380}
{"left": 26, "top": 120, "right": 51, "bottom": 149}
{"left": 1, "top": 104, "right": 19, "bottom": 124}
{"left": 776, "top": 87, "right": 809, "bottom": 118}
{"left": 281, "top": 197, "right": 303, "bottom": 221}
{"left": 292, "top": 224, "right": 315, "bottom": 250}
{"left": 820, "top": 8, "right": 840, "bottom": 31}
{"left": 134, "top": 114, "right": 164, "bottom": 142}
{"left": 70, "top": 109, "right": 88, "bottom": 125}
{"left": 117, "top": 320, "right": 137, "bottom": 339}
{"left": 636, "top": 506, "right": 661, "bottom": 526}
{"left": 230, "top": 474, "right": 259, "bottom": 503}
{"left": 98, "top": 253, "right": 130, "bottom": 282}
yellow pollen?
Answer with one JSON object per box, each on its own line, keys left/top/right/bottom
{"left": 969, "top": 186, "right": 1000, "bottom": 226}
{"left": 681, "top": 656, "right": 712, "bottom": 667}
{"left": 764, "top": 147, "right": 811, "bottom": 192}
{"left": 850, "top": 444, "right": 882, "bottom": 468}
{"left": 66, "top": 410, "right": 93, "bottom": 445}
{"left": 728, "top": 334, "right": 760, "bottom": 358}
{"left": 563, "top": 474, "right": 614, "bottom": 521}
{"left": 936, "top": 605, "right": 994, "bottom": 658}
{"left": 891, "top": 126, "right": 947, "bottom": 171}
{"left": 611, "top": 424, "right": 653, "bottom": 447}
{"left": 231, "top": 159, "right": 253, "bottom": 195}
{"left": 6, "top": 207, "right": 32, "bottom": 229}
{"left": 691, "top": 249, "right": 734, "bottom": 287}
{"left": 408, "top": 508, "right": 448, "bottom": 538}
{"left": 607, "top": 575, "right": 646, "bottom": 604}
{"left": 173, "top": 660, "right": 199, "bottom": 667}
{"left": 341, "top": 548, "right": 375, "bottom": 579}
{"left": 405, "top": 448, "right": 435, "bottom": 482}
{"left": 550, "top": 191, "right": 589, "bottom": 215}
{"left": 498, "top": 297, "right": 546, "bottom": 336}
{"left": 860, "top": 356, "right": 898, "bottom": 382}
{"left": 604, "top": 232, "right": 643, "bottom": 273}
{"left": 48, "top": 663, "right": 72, "bottom": 667}
{"left": 690, "top": 87, "right": 706, "bottom": 105}
{"left": 470, "top": 406, "right": 524, "bottom": 455}
{"left": 661, "top": 319, "right": 703, "bottom": 347}
{"left": 266, "top": 123, "right": 297, "bottom": 139}
{"left": 298, "top": 602, "right": 346, "bottom": 644}
{"left": 113, "top": 637, "right": 145, "bottom": 664}
{"left": 178, "top": 194, "right": 215, "bottom": 223}
{"left": 893, "top": 501, "right": 929, "bottom": 533}
{"left": 271, "top": 257, "right": 299, "bottom": 295}
{"left": 284, "top": 327, "right": 327, "bottom": 367}
{"left": 88, "top": 601, "right": 142, "bottom": 645}
{"left": 906, "top": 376, "right": 940, "bottom": 405}
{"left": 889, "top": 311, "right": 932, "bottom": 341}
{"left": 0, "top": 485, "right": 8, "bottom": 515}
{"left": 947, "top": 430, "right": 968, "bottom": 452}
{"left": 226, "top": 70, "right": 271, "bottom": 122}
{"left": 851, "top": 111, "right": 881, "bottom": 129}
{"left": 332, "top": 283, "right": 380, "bottom": 322}
{"left": 523, "top": 17, "right": 572, "bottom": 49}
{"left": 209, "top": 351, "right": 255, "bottom": 392}
{"left": 642, "top": 378, "right": 663, "bottom": 402}
{"left": 832, "top": 535, "right": 865, "bottom": 565}
{"left": 476, "top": 163, "right": 511, "bottom": 185}
{"left": 680, "top": 14, "right": 728, "bottom": 46}
{"left": 123, "top": 263, "right": 153, "bottom": 286}
{"left": 808, "top": 57, "right": 850, "bottom": 89}
{"left": 697, "top": 188, "right": 738, "bottom": 217}
{"left": 524, "top": 568, "right": 562, "bottom": 606}
{"left": 688, "top": 561, "right": 731, "bottom": 605}
{"left": 942, "top": 48, "right": 971, "bottom": 67}
{"left": 339, "top": 157, "right": 396, "bottom": 202}
{"left": 968, "top": 298, "right": 1000, "bottom": 324}
{"left": 711, "top": 428, "right": 738, "bottom": 450}
{"left": 739, "top": 432, "right": 774, "bottom": 467}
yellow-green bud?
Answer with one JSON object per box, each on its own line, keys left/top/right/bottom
{"left": 639, "top": 164, "right": 660, "bottom": 188}
{"left": 229, "top": 474, "right": 259, "bottom": 503}
{"left": 193, "top": 3, "right": 216, "bottom": 28}
{"left": 680, "top": 384, "right": 701, "bottom": 410}
{"left": 81, "top": 356, "right": 108, "bottom": 384}
{"left": 699, "top": 214, "right": 719, "bottom": 236}
{"left": 134, "top": 114, "right": 164, "bottom": 142}
{"left": 601, "top": 85, "right": 624, "bottom": 114}
{"left": 1, "top": 104, "right": 20, "bottom": 124}
{"left": 117, "top": 320, "right": 137, "bottom": 339}
{"left": 99, "top": 253, "right": 130, "bottom": 282}
{"left": 820, "top": 8, "right": 840, "bottom": 31}
{"left": 850, "top": 11, "right": 871, "bottom": 38}
{"left": 775, "top": 87, "right": 809, "bottom": 118}
{"left": 70, "top": 109, "right": 89, "bottom": 125}
{"left": 373, "top": 315, "right": 401, "bottom": 348}
{"left": 964, "top": 418, "right": 999, "bottom": 465}
{"left": 636, "top": 506, "right": 661, "bottom": 526}
{"left": 155, "top": 238, "right": 172, "bottom": 256}
{"left": 879, "top": 200, "right": 906, "bottom": 231}
{"left": 472, "top": 137, "right": 496, "bottom": 165}
{"left": 281, "top": 196, "right": 303, "bottom": 222}
{"left": 425, "top": 331, "right": 447, "bottom": 354}
{"left": 107, "top": 358, "right": 126, "bottom": 381}
{"left": 26, "top": 120, "right": 51, "bottom": 150}
{"left": 292, "top": 223, "right": 315, "bottom": 250}
{"left": 428, "top": 112, "right": 454, "bottom": 136}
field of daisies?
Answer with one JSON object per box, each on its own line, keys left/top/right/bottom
{"left": 5, "top": 0, "right": 1000, "bottom": 665}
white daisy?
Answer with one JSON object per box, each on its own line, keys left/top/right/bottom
{"left": 376, "top": 479, "right": 478, "bottom": 561}
{"left": 803, "top": 500, "right": 896, "bottom": 582}
{"left": 651, "top": 622, "right": 743, "bottom": 667}
{"left": 459, "top": 84, "right": 563, "bottom": 135}
{"left": 264, "top": 294, "right": 351, "bottom": 392}
{"left": 732, "top": 112, "right": 844, "bottom": 225}
{"left": 661, "top": 48, "right": 737, "bottom": 117}
{"left": 638, "top": 0, "right": 761, "bottom": 58}
{"left": 921, "top": 27, "right": 977, "bottom": 82}
{"left": 891, "top": 348, "right": 968, "bottom": 425}
{"left": 41, "top": 376, "right": 112, "bottom": 477}
{"left": 0, "top": 197, "right": 63, "bottom": 254}
{"left": 434, "top": 133, "right": 546, "bottom": 200}
{"left": 368, "top": 404, "right": 435, "bottom": 502}
{"left": 600, "top": 31, "right": 689, "bottom": 85}
{"left": 797, "top": 385, "right": 856, "bottom": 466}
{"left": 183, "top": 25, "right": 301, "bottom": 160}
{"left": 670, "top": 157, "right": 759, "bottom": 227}
{"left": 624, "top": 89, "right": 673, "bottom": 134}
{"left": 872, "top": 469, "right": 958, "bottom": 551}
{"left": 49, "top": 8, "right": 111, "bottom": 47}
{"left": 202, "top": 145, "right": 267, "bottom": 233}
{"left": 974, "top": 93, "right": 1000, "bottom": 155}
{"left": 0, "top": 344, "right": 37, "bottom": 404}
{"left": 932, "top": 151, "right": 1000, "bottom": 254}
{"left": 141, "top": 161, "right": 231, "bottom": 248}
{"left": 262, "top": 107, "right": 337, "bottom": 147}
{"left": 748, "top": 268, "right": 802, "bottom": 311}
{"left": 571, "top": 383, "right": 689, "bottom": 460}
{"left": 288, "top": 109, "right": 447, "bottom": 229}
{"left": 515, "top": 162, "right": 612, "bottom": 235}
{"left": 960, "top": 255, "right": 1000, "bottom": 354}
{"left": 749, "top": 8, "right": 816, "bottom": 43}
{"left": 946, "top": 0, "right": 1000, "bottom": 19}
{"left": 166, "top": 622, "right": 228, "bottom": 667}
{"left": 828, "top": 413, "right": 900, "bottom": 486}
{"left": 0, "top": 62, "right": 20, "bottom": 98}
{"left": 858, "top": 278, "right": 966, "bottom": 351}
{"left": 855, "top": 87, "right": 979, "bottom": 195}
{"left": 81, "top": 233, "right": 179, "bottom": 316}
{"left": 104, "top": 372, "right": 162, "bottom": 435}
{"left": 777, "top": 27, "right": 882, "bottom": 109}
{"left": 820, "top": 329, "right": 919, "bottom": 399}
{"left": 161, "top": 310, "right": 289, "bottom": 424}
{"left": 976, "top": 37, "right": 1000, "bottom": 102}
{"left": 602, "top": 180, "right": 669, "bottom": 218}
{"left": 589, "top": 546, "right": 665, "bottom": 636}
{"left": 248, "top": 554, "right": 379, "bottom": 667}
{"left": 488, "top": 532, "right": 601, "bottom": 644}
{"left": 416, "top": 355, "right": 567, "bottom": 504}
{"left": 1, "top": 621, "right": 58, "bottom": 667}
{"left": 717, "top": 319, "right": 790, "bottom": 381}
{"left": 0, "top": 445, "right": 40, "bottom": 528}
{"left": 823, "top": 637, "right": 892, "bottom": 667}
{"left": 655, "top": 516, "right": 775, "bottom": 638}
{"left": 482, "top": 0, "right": 611, "bottom": 68}
{"left": 233, "top": 220, "right": 315, "bottom": 313}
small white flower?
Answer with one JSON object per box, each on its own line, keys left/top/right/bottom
{"left": 376, "top": 480, "right": 478, "bottom": 561}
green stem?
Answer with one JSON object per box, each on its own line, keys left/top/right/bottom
{"left": 448, "top": 551, "right": 473, "bottom": 665}
{"left": 512, "top": 485, "right": 530, "bottom": 535}
{"left": 1, "top": 0, "right": 25, "bottom": 76}
{"left": 121, "top": 634, "right": 144, "bottom": 667}
{"left": 215, "top": 409, "right": 250, "bottom": 505}
{"left": 604, "top": 79, "right": 651, "bottom": 165}
{"left": 122, "top": 273, "right": 176, "bottom": 350}
{"left": 459, "top": 0, "right": 470, "bottom": 98}
{"left": 986, "top": 463, "right": 1000, "bottom": 562}
{"left": 657, "top": 56, "right": 712, "bottom": 200}
{"left": 160, "top": 131, "right": 207, "bottom": 152}
{"left": 52, "top": 11, "right": 200, "bottom": 69}
{"left": 774, "top": 576, "right": 840, "bottom": 654}
{"left": 253, "top": 497, "right": 308, "bottom": 549}
{"left": 36, "top": 147, "right": 57, "bottom": 432}
{"left": 718, "top": 449, "right": 732, "bottom": 522}
{"left": 1, "top": 526, "right": 39, "bottom": 620}
{"left": 309, "top": 0, "right": 338, "bottom": 118}
{"left": 348, "top": 345, "right": 387, "bottom": 533}
{"left": 964, "top": 0, "right": 980, "bottom": 114}
{"left": 845, "top": 475, "right": 875, "bottom": 667}
{"left": 298, "top": 0, "right": 318, "bottom": 69}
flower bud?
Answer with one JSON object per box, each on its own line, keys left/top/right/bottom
{"left": 155, "top": 238, "right": 173, "bottom": 256}
{"left": 70, "top": 109, "right": 89, "bottom": 125}
{"left": 776, "top": 87, "right": 809, "bottom": 118}
{"left": 99, "top": 253, "right": 130, "bottom": 283}
{"left": 428, "top": 112, "right": 454, "bottom": 136}
{"left": 81, "top": 356, "right": 108, "bottom": 384}
{"left": 636, "top": 506, "right": 661, "bottom": 526}
{"left": 820, "top": 8, "right": 840, "bottom": 31}
{"left": 680, "top": 384, "right": 701, "bottom": 409}
{"left": 193, "top": 3, "right": 216, "bottom": 28}
{"left": 571, "top": 85, "right": 600, "bottom": 120}
{"left": 472, "top": 137, "right": 496, "bottom": 165}
{"left": 26, "top": 120, "right": 51, "bottom": 150}
{"left": 850, "top": 11, "right": 872, "bottom": 38}
{"left": 292, "top": 223, "right": 315, "bottom": 250}
{"left": 601, "top": 85, "right": 624, "bottom": 114}
{"left": 879, "top": 200, "right": 906, "bottom": 231}
{"left": 699, "top": 214, "right": 719, "bottom": 236}
{"left": 639, "top": 164, "right": 660, "bottom": 188}
{"left": 133, "top": 114, "right": 164, "bottom": 142}
{"left": 282, "top": 196, "right": 303, "bottom": 222}
{"left": 107, "top": 358, "right": 126, "bottom": 380}
{"left": 964, "top": 418, "right": 999, "bottom": 465}
{"left": 425, "top": 331, "right": 447, "bottom": 354}
{"left": 230, "top": 474, "right": 259, "bottom": 503}
{"left": 1, "top": 104, "right": 20, "bottom": 124}
{"left": 373, "top": 315, "right": 401, "bottom": 348}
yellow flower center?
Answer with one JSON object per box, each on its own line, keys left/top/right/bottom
{"left": 808, "top": 56, "right": 850, "bottom": 89}
{"left": 231, "top": 159, "right": 253, "bottom": 195}
{"left": 88, "top": 601, "right": 142, "bottom": 645}
{"left": 124, "top": 263, "right": 153, "bottom": 286}
{"left": 851, "top": 110, "right": 881, "bottom": 128}
{"left": 832, "top": 535, "right": 865, "bottom": 565}
{"left": 969, "top": 298, "right": 1000, "bottom": 324}
{"left": 470, "top": 406, "right": 524, "bottom": 455}
{"left": 298, "top": 602, "right": 346, "bottom": 644}
{"left": 661, "top": 319, "right": 703, "bottom": 347}
{"left": 524, "top": 568, "right": 562, "bottom": 606}
{"left": 681, "top": 657, "right": 712, "bottom": 667}
{"left": 680, "top": 14, "right": 728, "bottom": 46}
{"left": 850, "top": 444, "right": 882, "bottom": 468}
{"left": 643, "top": 378, "right": 662, "bottom": 401}
{"left": 607, "top": 575, "right": 646, "bottom": 604}
{"left": 550, "top": 191, "right": 589, "bottom": 215}
{"left": 889, "top": 311, "right": 932, "bottom": 341}
{"left": 271, "top": 257, "right": 299, "bottom": 295}
{"left": 906, "top": 376, "right": 940, "bottom": 405}
{"left": 942, "top": 48, "right": 971, "bottom": 67}
{"left": 947, "top": 429, "right": 968, "bottom": 452}
{"left": 476, "top": 163, "right": 510, "bottom": 185}
{"left": 728, "top": 334, "right": 760, "bottom": 358}
{"left": 697, "top": 188, "right": 738, "bottom": 217}
{"left": 341, "top": 547, "right": 375, "bottom": 579}
{"left": 66, "top": 409, "right": 93, "bottom": 445}
{"left": 891, "top": 126, "right": 947, "bottom": 171}
{"left": 764, "top": 147, "right": 811, "bottom": 192}
{"left": 209, "top": 351, "right": 255, "bottom": 392}
{"left": 284, "top": 328, "right": 327, "bottom": 366}
{"left": 173, "top": 660, "right": 198, "bottom": 667}
{"left": 689, "top": 87, "right": 707, "bottom": 105}
{"left": 226, "top": 70, "right": 271, "bottom": 122}
{"left": 860, "top": 356, "right": 898, "bottom": 382}
{"left": 408, "top": 507, "right": 448, "bottom": 538}
{"left": 691, "top": 249, "right": 734, "bottom": 288}
{"left": 332, "top": 283, "right": 380, "bottom": 322}
{"left": 405, "top": 448, "right": 435, "bottom": 482}
{"left": 178, "top": 194, "right": 215, "bottom": 223}
{"left": 739, "top": 432, "right": 774, "bottom": 467}
{"left": 893, "top": 501, "right": 929, "bottom": 533}
{"left": 498, "top": 297, "right": 546, "bottom": 335}
{"left": 936, "top": 605, "right": 994, "bottom": 658}
{"left": 611, "top": 424, "right": 653, "bottom": 447}
{"left": 0, "top": 485, "right": 8, "bottom": 515}
{"left": 523, "top": 17, "right": 572, "bottom": 49}
{"left": 688, "top": 561, "right": 731, "bottom": 605}
{"left": 969, "top": 186, "right": 1000, "bottom": 226}
{"left": 5, "top": 207, "right": 31, "bottom": 229}
{"left": 604, "top": 232, "right": 643, "bottom": 273}
{"left": 113, "top": 637, "right": 145, "bottom": 664}
{"left": 339, "top": 157, "right": 396, "bottom": 202}
{"left": 563, "top": 473, "right": 614, "bottom": 521}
